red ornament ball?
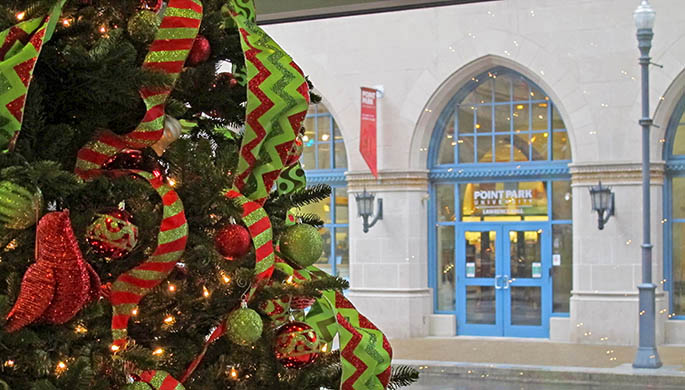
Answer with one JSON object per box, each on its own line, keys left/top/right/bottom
{"left": 274, "top": 321, "right": 320, "bottom": 369}
{"left": 140, "top": 0, "right": 163, "bottom": 12}
{"left": 186, "top": 35, "right": 211, "bottom": 66}
{"left": 290, "top": 296, "right": 316, "bottom": 310}
{"left": 215, "top": 223, "right": 251, "bottom": 259}
{"left": 86, "top": 208, "right": 139, "bottom": 260}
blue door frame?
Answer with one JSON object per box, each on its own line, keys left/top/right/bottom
{"left": 456, "top": 222, "right": 551, "bottom": 338}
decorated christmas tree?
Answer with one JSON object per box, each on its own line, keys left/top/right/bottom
{"left": 0, "top": 0, "right": 418, "bottom": 389}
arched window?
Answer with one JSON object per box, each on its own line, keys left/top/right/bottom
{"left": 665, "top": 94, "right": 685, "bottom": 317}
{"left": 299, "top": 103, "right": 349, "bottom": 279}
{"left": 429, "top": 68, "right": 572, "bottom": 338}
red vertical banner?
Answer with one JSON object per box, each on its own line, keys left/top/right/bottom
{"left": 360, "top": 87, "right": 378, "bottom": 177}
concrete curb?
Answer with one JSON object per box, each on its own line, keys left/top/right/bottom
{"left": 393, "top": 359, "right": 685, "bottom": 389}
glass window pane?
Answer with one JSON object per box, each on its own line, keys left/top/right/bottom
{"left": 438, "top": 116, "right": 455, "bottom": 165}
{"left": 495, "top": 135, "right": 511, "bottom": 162}
{"left": 530, "top": 84, "right": 545, "bottom": 100}
{"left": 473, "top": 80, "right": 492, "bottom": 105}
{"left": 494, "top": 77, "right": 511, "bottom": 103}
{"left": 673, "top": 117, "right": 685, "bottom": 155}
{"left": 532, "top": 103, "right": 548, "bottom": 130}
{"left": 476, "top": 107, "right": 492, "bottom": 133}
{"left": 513, "top": 133, "right": 530, "bottom": 161}
{"left": 316, "top": 227, "right": 332, "bottom": 274}
{"left": 437, "top": 226, "right": 455, "bottom": 311}
{"left": 477, "top": 135, "right": 492, "bottom": 163}
{"left": 509, "top": 230, "right": 541, "bottom": 279}
{"left": 674, "top": 178, "right": 685, "bottom": 219}
{"left": 466, "top": 286, "right": 496, "bottom": 324}
{"left": 513, "top": 78, "right": 529, "bottom": 102}
{"left": 436, "top": 184, "right": 456, "bottom": 222}
{"left": 299, "top": 198, "right": 332, "bottom": 225}
{"left": 511, "top": 286, "right": 541, "bottom": 325}
{"left": 334, "top": 141, "right": 347, "bottom": 169}
{"left": 552, "top": 131, "right": 571, "bottom": 160}
{"left": 458, "top": 136, "right": 474, "bottom": 163}
{"left": 318, "top": 142, "right": 331, "bottom": 169}
{"left": 334, "top": 188, "right": 348, "bottom": 224}
{"left": 552, "top": 105, "right": 565, "bottom": 130}
{"left": 458, "top": 106, "right": 474, "bottom": 134}
{"left": 301, "top": 144, "right": 315, "bottom": 170}
{"left": 318, "top": 116, "right": 331, "bottom": 141}
{"left": 513, "top": 103, "right": 529, "bottom": 132}
{"left": 552, "top": 181, "right": 572, "bottom": 220}
{"left": 334, "top": 121, "right": 343, "bottom": 139}
{"left": 553, "top": 224, "right": 573, "bottom": 313}
{"left": 334, "top": 227, "right": 349, "bottom": 279}
{"left": 531, "top": 132, "right": 548, "bottom": 161}
{"left": 465, "top": 230, "right": 495, "bottom": 278}
{"left": 494, "top": 104, "right": 510, "bottom": 133}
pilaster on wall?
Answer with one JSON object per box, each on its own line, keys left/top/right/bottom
{"left": 569, "top": 162, "right": 667, "bottom": 345}
{"left": 345, "top": 170, "right": 433, "bottom": 338}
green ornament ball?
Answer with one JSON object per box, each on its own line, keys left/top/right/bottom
{"left": 279, "top": 224, "right": 323, "bottom": 268}
{"left": 226, "top": 307, "right": 263, "bottom": 346}
{"left": 0, "top": 181, "right": 42, "bottom": 230}
{"left": 127, "top": 10, "right": 160, "bottom": 43}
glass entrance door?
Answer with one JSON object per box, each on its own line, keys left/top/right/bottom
{"left": 457, "top": 223, "right": 551, "bottom": 337}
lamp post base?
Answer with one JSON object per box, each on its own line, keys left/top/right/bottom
{"left": 633, "top": 283, "right": 662, "bottom": 369}
{"left": 633, "top": 346, "right": 662, "bottom": 369}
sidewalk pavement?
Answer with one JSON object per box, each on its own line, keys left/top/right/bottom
{"left": 391, "top": 337, "right": 685, "bottom": 388}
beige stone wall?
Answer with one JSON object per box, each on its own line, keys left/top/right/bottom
{"left": 264, "top": 0, "right": 685, "bottom": 343}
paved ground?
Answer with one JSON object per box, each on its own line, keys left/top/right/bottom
{"left": 391, "top": 337, "right": 685, "bottom": 389}
{"left": 391, "top": 337, "right": 685, "bottom": 369}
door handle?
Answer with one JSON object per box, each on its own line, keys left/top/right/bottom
{"left": 503, "top": 275, "right": 510, "bottom": 289}
{"left": 494, "top": 275, "right": 502, "bottom": 290}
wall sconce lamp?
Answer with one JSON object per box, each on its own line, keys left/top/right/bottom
{"left": 589, "top": 181, "right": 614, "bottom": 230}
{"left": 355, "top": 188, "right": 383, "bottom": 233}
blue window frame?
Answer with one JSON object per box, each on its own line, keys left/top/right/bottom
{"left": 300, "top": 103, "right": 349, "bottom": 279}
{"left": 428, "top": 68, "right": 573, "bottom": 337}
{"left": 664, "top": 94, "right": 685, "bottom": 319}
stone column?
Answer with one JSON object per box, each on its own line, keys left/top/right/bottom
{"left": 345, "top": 170, "right": 433, "bottom": 339}
{"left": 569, "top": 162, "right": 666, "bottom": 345}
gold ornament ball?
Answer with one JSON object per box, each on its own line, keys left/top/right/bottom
{"left": 279, "top": 224, "right": 323, "bottom": 268}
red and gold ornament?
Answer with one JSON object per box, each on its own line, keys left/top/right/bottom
{"left": 5, "top": 210, "right": 101, "bottom": 332}
{"left": 86, "top": 208, "right": 139, "bottom": 260}
{"left": 274, "top": 321, "right": 320, "bottom": 369}
{"left": 214, "top": 223, "right": 251, "bottom": 259}
{"left": 186, "top": 35, "right": 211, "bottom": 67}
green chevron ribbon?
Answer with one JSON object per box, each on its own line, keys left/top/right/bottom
{"left": 276, "top": 162, "right": 306, "bottom": 196}
{"left": 0, "top": 0, "right": 65, "bottom": 152}
{"left": 226, "top": 0, "right": 310, "bottom": 204}
{"left": 306, "top": 289, "right": 392, "bottom": 390}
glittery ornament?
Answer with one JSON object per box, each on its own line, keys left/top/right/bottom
{"left": 0, "top": 181, "right": 42, "bottom": 230}
{"left": 279, "top": 224, "right": 324, "bottom": 268}
{"left": 5, "top": 211, "right": 101, "bottom": 332}
{"left": 151, "top": 116, "right": 182, "bottom": 156}
{"left": 214, "top": 223, "right": 251, "bottom": 259}
{"left": 140, "top": 0, "right": 163, "bottom": 12}
{"left": 123, "top": 382, "right": 152, "bottom": 390}
{"left": 274, "top": 321, "right": 320, "bottom": 369}
{"left": 86, "top": 208, "right": 139, "bottom": 260}
{"left": 186, "top": 35, "right": 211, "bottom": 67}
{"left": 225, "top": 306, "right": 263, "bottom": 346}
{"left": 102, "top": 149, "right": 165, "bottom": 177}
{"left": 127, "top": 10, "right": 160, "bottom": 43}
{"left": 284, "top": 135, "right": 303, "bottom": 167}
{"left": 290, "top": 296, "right": 316, "bottom": 311}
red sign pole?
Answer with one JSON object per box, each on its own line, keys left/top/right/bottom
{"left": 360, "top": 87, "right": 378, "bottom": 177}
